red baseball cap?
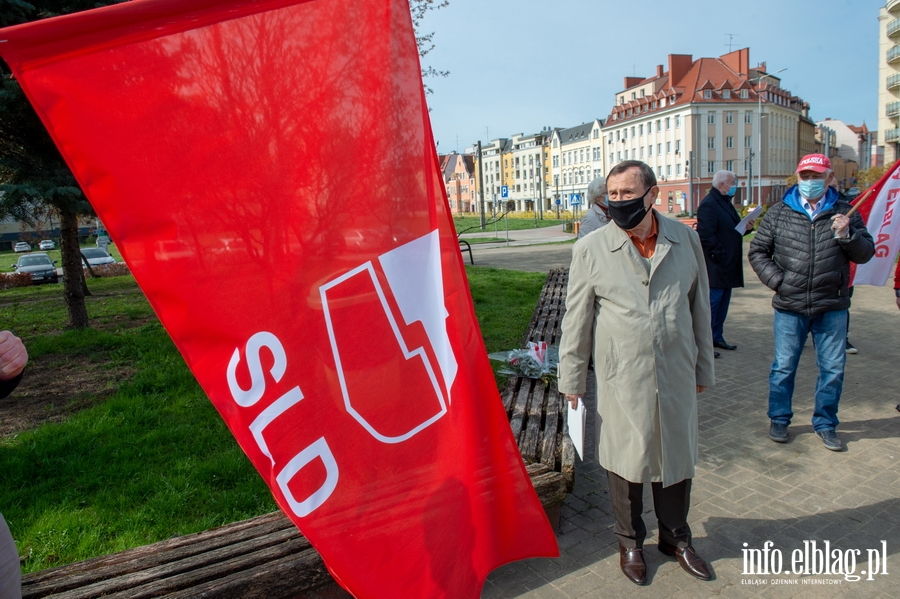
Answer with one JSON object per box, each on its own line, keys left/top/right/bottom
{"left": 796, "top": 153, "right": 831, "bottom": 173}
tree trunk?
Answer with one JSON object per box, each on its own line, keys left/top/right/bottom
{"left": 60, "top": 209, "right": 90, "bottom": 329}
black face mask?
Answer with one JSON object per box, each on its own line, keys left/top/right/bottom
{"left": 608, "top": 187, "right": 651, "bottom": 230}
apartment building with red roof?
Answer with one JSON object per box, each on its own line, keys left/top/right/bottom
{"left": 439, "top": 152, "right": 477, "bottom": 213}
{"left": 601, "top": 48, "right": 809, "bottom": 213}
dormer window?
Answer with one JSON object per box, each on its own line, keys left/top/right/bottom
{"left": 703, "top": 89, "right": 712, "bottom": 99}
{"left": 740, "top": 89, "right": 749, "bottom": 99}
{"left": 722, "top": 89, "right": 731, "bottom": 99}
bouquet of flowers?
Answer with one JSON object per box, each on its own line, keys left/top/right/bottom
{"left": 488, "top": 341, "right": 559, "bottom": 383}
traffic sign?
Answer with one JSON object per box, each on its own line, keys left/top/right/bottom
{"left": 555, "top": 199, "right": 561, "bottom": 205}
{"left": 569, "top": 193, "right": 581, "bottom": 206}
{"left": 501, "top": 185, "right": 509, "bottom": 198}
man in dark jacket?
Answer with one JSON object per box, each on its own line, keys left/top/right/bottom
{"left": 1, "top": 329, "right": 27, "bottom": 599}
{"left": 749, "top": 154, "right": 875, "bottom": 451}
{"left": 697, "top": 170, "right": 754, "bottom": 354}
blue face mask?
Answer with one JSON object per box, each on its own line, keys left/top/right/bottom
{"left": 798, "top": 179, "right": 826, "bottom": 200}
{"left": 727, "top": 185, "right": 736, "bottom": 197}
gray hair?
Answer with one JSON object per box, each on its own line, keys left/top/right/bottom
{"left": 712, "top": 170, "right": 736, "bottom": 188}
{"left": 586, "top": 176, "right": 607, "bottom": 206}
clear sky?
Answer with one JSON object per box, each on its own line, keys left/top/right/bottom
{"left": 422, "top": 0, "right": 880, "bottom": 153}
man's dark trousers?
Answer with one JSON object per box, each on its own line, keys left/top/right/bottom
{"left": 710, "top": 288, "right": 732, "bottom": 345}
{"left": 607, "top": 470, "right": 692, "bottom": 549}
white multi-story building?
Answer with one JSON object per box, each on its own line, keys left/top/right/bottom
{"left": 879, "top": 0, "right": 900, "bottom": 163}
{"left": 602, "top": 49, "right": 807, "bottom": 212}
{"left": 507, "top": 132, "right": 549, "bottom": 213}
{"left": 549, "top": 120, "right": 603, "bottom": 213}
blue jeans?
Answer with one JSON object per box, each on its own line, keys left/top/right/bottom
{"left": 768, "top": 309, "right": 847, "bottom": 431}
{"left": 709, "top": 288, "right": 732, "bottom": 344}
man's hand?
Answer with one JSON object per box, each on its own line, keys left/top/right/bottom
{"left": 831, "top": 214, "right": 850, "bottom": 239}
{"left": 0, "top": 331, "right": 28, "bottom": 381}
{"left": 566, "top": 394, "right": 582, "bottom": 410}
{"left": 696, "top": 385, "right": 707, "bottom": 394}
{"left": 745, "top": 220, "right": 756, "bottom": 234}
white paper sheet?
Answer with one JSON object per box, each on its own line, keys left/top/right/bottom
{"left": 735, "top": 205, "right": 764, "bottom": 234}
{"left": 567, "top": 398, "right": 587, "bottom": 460}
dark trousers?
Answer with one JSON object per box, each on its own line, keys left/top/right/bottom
{"left": 607, "top": 470, "right": 692, "bottom": 549}
{"left": 709, "top": 287, "right": 732, "bottom": 344}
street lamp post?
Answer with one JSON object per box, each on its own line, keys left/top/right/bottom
{"left": 753, "top": 67, "right": 787, "bottom": 206}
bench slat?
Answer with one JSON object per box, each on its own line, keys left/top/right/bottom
{"left": 519, "top": 378, "right": 546, "bottom": 462}
{"left": 540, "top": 381, "right": 562, "bottom": 470}
{"left": 22, "top": 515, "right": 296, "bottom": 596}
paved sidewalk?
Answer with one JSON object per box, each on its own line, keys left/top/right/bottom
{"left": 481, "top": 246, "right": 900, "bottom": 598}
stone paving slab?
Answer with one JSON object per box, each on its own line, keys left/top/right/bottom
{"left": 482, "top": 247, "right": 900, "bottom": 598}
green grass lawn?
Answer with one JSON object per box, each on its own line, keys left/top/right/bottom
{"left": 1, "top": 267, "right": 545, "bottom": 572}
{"left": 452, "top": 215, "right": 565, "bottom": 235}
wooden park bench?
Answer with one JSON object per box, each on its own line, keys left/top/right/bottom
{"left": 499, "top": 268, "right": 574, "bottom": 531}
{"left": 21, "top": 269, "right": 573, "bottom": 598}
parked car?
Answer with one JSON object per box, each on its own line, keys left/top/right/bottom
{"left": 81, "top": 247, "right": 116, "bottom": 267}
{"left": 12, "top": 252, "right": 59, "bottom": 284}
{"left": 39, "top": 239, "right": 56, "bottom": 250}
{"left": 13, "top": 242, "right": 31, "bottom": 253}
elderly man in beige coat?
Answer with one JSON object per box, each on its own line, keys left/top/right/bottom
{"left": 559, "top": 160, "right": 715, "bottom": 586}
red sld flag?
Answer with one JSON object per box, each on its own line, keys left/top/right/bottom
{"left": 0, "top": 1, "right": 558, "bottom": 596}
{"left": 851, "top": 159, "right": 900, "bottom": 287}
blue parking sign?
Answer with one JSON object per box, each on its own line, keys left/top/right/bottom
{"left": 501, "top": 185, "right": 509, "bottom": 198}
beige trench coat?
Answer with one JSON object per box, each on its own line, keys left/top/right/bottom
{"left": 558, "top": 213, "right": 715, "bottom": 487}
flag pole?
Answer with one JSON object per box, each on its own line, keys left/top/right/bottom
{"left": 846, "top": 159, "right": 900, "bottom": 217}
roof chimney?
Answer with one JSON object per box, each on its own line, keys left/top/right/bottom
{"left": 656, "top": 64, "right": 664, "bottom": 78}
{"left": 668, "top": 54, "right": 693, "bottom": 86}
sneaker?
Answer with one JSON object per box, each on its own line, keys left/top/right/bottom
{"left": 769, "top": 421, "right": 789, "bottom": 443}
{"left": 845, "top": 341, "right": 857, "bottom": 354}
{"left": 816, "top": 428, "right": 842, "bottom": 451}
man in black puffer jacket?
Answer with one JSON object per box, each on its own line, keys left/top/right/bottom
{"left": 749, "top": 154, "right": 874, "bottom": 452}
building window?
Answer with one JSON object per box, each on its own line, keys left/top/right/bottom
{"left": 726, "top": 112, "right": 734, "bottom": 124}
{"left": 726, "top": 136, "right": 734, "bottom": 148}
{"left": 657, "top": 166, "right": 662, "bottom": 177}
{"left": 658, "top": 143, "right": 662, "bottom": 154}
{"left": 656, "top": 119, "right": 661, "bottom": 130}
{"left": 616, "top": 130, "right": 621, "bottom": 141}
{"left": 666, "top": 165, "right": 672, "bottom": 176}
{"left": 703, "top": 89, "right": 712, "bottom": 99}
{"left": 677, "top": 163, "right": 683, "bottom": 175}
{"left": 625, "top": 150, "right": 629, "bottom": 160}
{"left": 708, "top": 137, "right": 715, "bottom": 149}
{"left": 675, "top": 140, "right": 681, "bottom": 153}
{"left": 553, "top": 156, "right": 559, "bottom": 167}
{"left": 648, "top": 145, "right": 653, "bottom": 156}
{"left": 639, "top": 124, "right": 644, "bottom": 135}
{"left": 708, "top": 161, "right": 715, "bottom": 175}
{"left": 723, "top": 89, "right": 731, "bottom": 99}
{"left": 665, "top": 117, "right": 671, "bottom": 130}
{"left": 666, "top": 141, "right": 672, "bottom": 154}
{"left": 708, "top": 112, "right": 715, "bottom": 124}
{"left": 617, "top": 152, "right": 622, "bottom": 161}
{"left": 631, "top": 126, "right": 636, "bottom": 137}
{"left": 648, "top": 122, "right": 653, "bottom": 134}
{"left": 619, "top": 96, "right": 625, "bottom": 105}
{"left": 745, "top": 112, "right": 752, "bottom": 124}
{"left": 623, "top": 128, "right": 628, "bottom": 140}
{"left": 651, "top": 101, "right": 657, "bottom": 109}
{"left": 640, "top": 147, "right": 644, "bottom": 158}
{"left": 745, "top": 136, "right": 751, "bottom": 147}
{"left": 740, "top": 89, "right": 748, "bottom": 99}
{"left": 726, "top": 160, "right": 734, "bottom": 171}
{"left": 675, "top": 115, "right": 681, "bottom": 128}
{"left": 610, "top": 152, "right": 614, "bottom": 163}
{"left": 631, "top": 92, "right": 636, "bottom": 100}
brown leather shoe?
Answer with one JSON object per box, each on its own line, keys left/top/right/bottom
{"left": 619, "top": 545, "right": 647, "bottom": 585}
{"left": 658, "top": 542, "right": 712, "bottom": 580}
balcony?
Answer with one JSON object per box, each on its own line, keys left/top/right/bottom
{"left": 890, "top": 73, "right": 900, "bottom": 90}
{"left": 887, "top": 128, "right": 900, "bottom": 143}
{"left": 889, "top": 45, "right": 900, "bottom": 64}
{"left": 891, "top": 18, "right": 900, "bottom": 38}
{"left": 890, "top": 0, "right": 900, "bottom": 14}
{"left": 887, "top": 101, "right": 900, "bottom": 117}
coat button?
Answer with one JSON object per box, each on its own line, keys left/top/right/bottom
{"left": 642, "top": 279, "right": 649, "bottom": 286}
